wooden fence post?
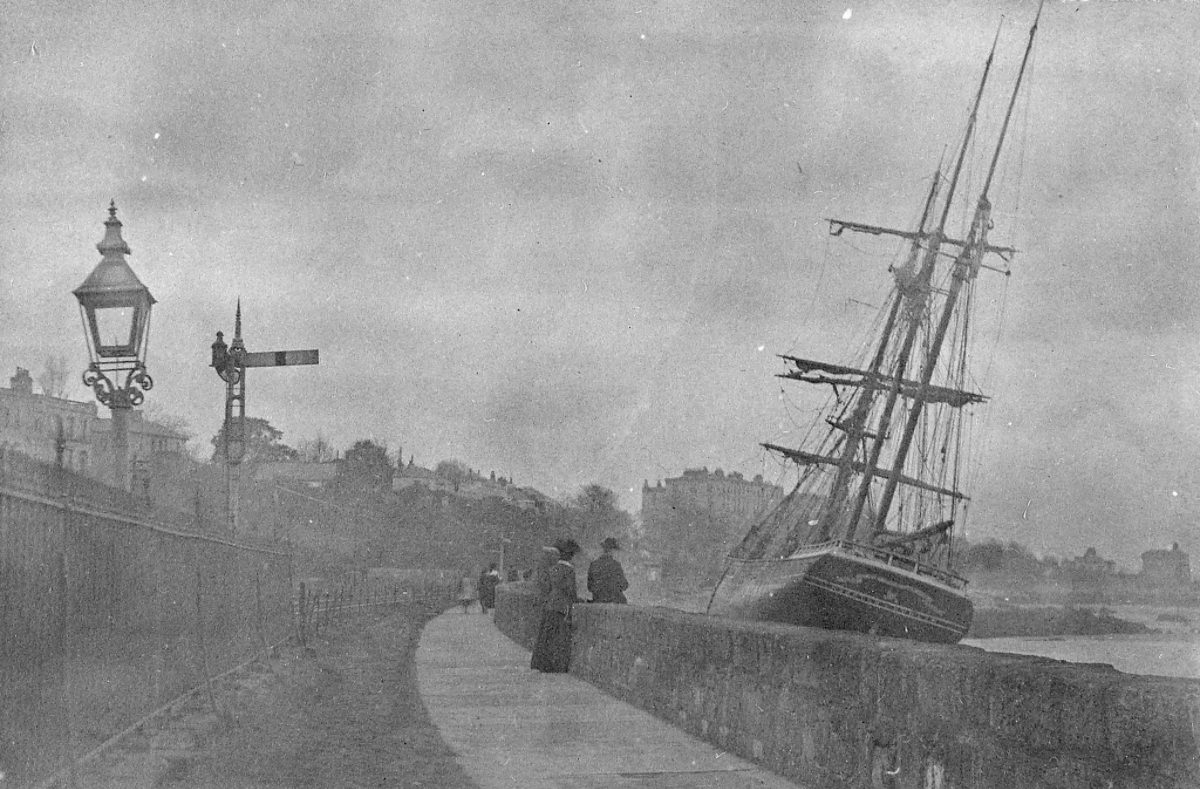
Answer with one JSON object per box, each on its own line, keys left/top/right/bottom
{"left": 254, "top": 568, "right": 270, "bottom": 661}
{"left": 194, "top": 568, "right": 219, "bottom": 714}
{"left": 56, "top": 550, "right": 78, "bottom": 788}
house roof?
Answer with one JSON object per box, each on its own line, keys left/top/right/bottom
{"left": 397, "top": 464, "right": 436, "bottom": 479}
{"left": 254, "top": 461, "right": 340, "bottom": 483}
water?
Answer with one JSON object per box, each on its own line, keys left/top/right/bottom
{"left": 964, "top": 604, "right": 1200, "bottom": 680}
{"left": 649, "top": 590, "right": 1200, "bottom": 681}
{"left": 962, "top": 633, "right": 1200, "bottom": 680}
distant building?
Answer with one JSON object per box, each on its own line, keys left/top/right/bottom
{"left": 393, "top": 461, "right": 455, "bottom": 493}
{"left": 253, "top": 460, "right": 341, "bottom": 488}
{"left": 509, "top": 487, "right": 548, "bottom": 511}
{"left": 0, "top": 366, "right": 188, "bottom": 483}
{"left": 642, "top": 467, "right": 783, "bottom": 534}
{"left": 0, "top": 367, "right": 96, "bottom": 473}
{"left": 1140, "top": 543, "right": 1192, "bottom": 587}
{"left": 641, "top": 467, "right": 784, "bottom": 582}
{"left": 457, "top": 476, "right": 510, "bottom": 502}
{"left": 1062, "top": 546, "right": 1117, "bottom": 584}
{"left": 392, "top": 460, "right": 552, "bottom": 513}
{"left": 90, "top": 409, "right": 188, "bottom": 463}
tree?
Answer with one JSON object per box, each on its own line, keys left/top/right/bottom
{"left": 298, "top": 432, "right": 338, "bottom": 463}
{"left": 210, "top": 417, "right": 299, "bottom": 464}
{"left": 575, "top": 484, "right": 618, "bottom": 512}
{"left": 959, "top": 538, "right": 1041, "bottom": 577}
{"left": 38, "top": 355, "right": 69, "bottom": 399}
{"left": 143, "top": 403, "right": 194, "bottom": 440}
{"left": 435, "top": 459, "right": 468, "bottom": 491}
{"left": 567, "top": 483, "right": 631, "bottom": 552}
{"left": 342, "top": 439, "right": 394, "bottom": 491}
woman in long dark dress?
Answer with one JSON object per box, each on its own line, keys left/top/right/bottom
{"left": 530, "top": 539, "right": 580, "bottom": 673}
{"left": 478, "top": 563, "right": 501, "bottom": 614}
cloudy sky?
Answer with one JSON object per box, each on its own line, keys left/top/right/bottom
{"left": 2, "top": 0, "right": 1197, "bottom": 566}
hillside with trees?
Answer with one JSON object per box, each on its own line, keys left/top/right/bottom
{"left": 132, "top": 413, "right": 642, "bottom": 585}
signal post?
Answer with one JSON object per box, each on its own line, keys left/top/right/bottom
{"left": 211, "top": 302, "right": 319, "bottom": 536}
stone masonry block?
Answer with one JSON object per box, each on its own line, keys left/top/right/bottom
{"left": 494, "top": 581, "right": 1200, "bottom": 788}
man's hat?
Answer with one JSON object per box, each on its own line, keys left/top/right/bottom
{"left": 601, "top": 537, "right": 620, "bottom": 551}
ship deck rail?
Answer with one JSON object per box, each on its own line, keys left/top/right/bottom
{"left": 736, "top": 539, "right": 969, "bottom": 590}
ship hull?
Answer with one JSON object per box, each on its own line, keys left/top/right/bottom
{"left": 707, "top": 543, "right": 973, "bottom": 644}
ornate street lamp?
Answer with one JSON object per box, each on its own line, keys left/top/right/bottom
{"left": 73, "top": 201, "right": 155, "bottom": 489}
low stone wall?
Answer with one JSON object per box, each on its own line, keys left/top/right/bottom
{"left": 495, "top": 582, "right": 1200, "bottom": 789}
{"left": 494, "top": 580, "right": 543, "bottom": 652}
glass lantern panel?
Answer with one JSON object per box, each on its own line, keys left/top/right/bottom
{"left": 94, "top": 306, "right": 136, "bottom": 352}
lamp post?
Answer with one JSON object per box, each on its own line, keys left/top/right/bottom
{"left": 73, "top": 201, "right": 155, "bottom": 490}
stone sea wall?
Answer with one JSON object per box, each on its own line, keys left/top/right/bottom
{"left": 495, "top": 582, "right": 1200, "bottom": 789}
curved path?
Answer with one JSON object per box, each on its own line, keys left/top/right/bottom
{"left": 415, "top": 609, "right": 798, "bottom": 788}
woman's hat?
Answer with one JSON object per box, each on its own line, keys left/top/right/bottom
{"left": 554, "top": 538, "right": 581, "bottom": 558}
{"left": 601, "top": 537, "right": 620, "bottom": 551}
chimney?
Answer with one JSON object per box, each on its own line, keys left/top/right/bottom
{"left": 9, "top": 367, "right": 33, "bottom": 395}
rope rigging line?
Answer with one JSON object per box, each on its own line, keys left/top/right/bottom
{"left": 784, "top": 226, "right": 833, "bottom": 357}
{"left": 1012, "top": 29, "right": 1037, "bottom": 218}
{"left": 948, "top": 280, "right": 975, "bottom": 519}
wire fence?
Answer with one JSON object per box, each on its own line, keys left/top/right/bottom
{"left": 0, "top": 448, "right": 291, "bottom": 785}
{"left": 0, "top": 449, "right": 455, "bottom": 788}
{"left": 294, "top": 569, "right": 455, "bottom": 646}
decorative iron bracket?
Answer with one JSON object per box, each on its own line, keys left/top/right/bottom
{"left": 83, "top": 361, "right": 154, "bottom": 408}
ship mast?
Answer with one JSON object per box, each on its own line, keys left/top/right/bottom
{"left": 840, "top": 23, "right": 1004, "bottom": 542}
{"left": 870, "top": 1, "right": 1043, "bottom": 536}
{"left": 800, "top": 163, "right": 943, "bottom": 545}
{"left": 792, "top": 22, "right": 1002, "bottom": 545}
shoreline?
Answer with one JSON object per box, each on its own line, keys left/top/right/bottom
{"left": 630, "top": 585, "right": 1198, "bottom": 641}
{"left": 967, "top": 604, "right": 1161, "bottom": 639}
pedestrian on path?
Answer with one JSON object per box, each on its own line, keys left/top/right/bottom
{"left": 587, "top": 537, "right": 629, "bottom": 604}
{"left": 478, "top": 563, "right": 501, "bottom": 614}
{"left": 458, "top": 572, "right": 478, "bottom": 614}
{"left": 530, "top": 538, "right": 580, "bottom": 673}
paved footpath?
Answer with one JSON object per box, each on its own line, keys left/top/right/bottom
{"left": 415, "top": 610, "right": 799, "bottom": 789}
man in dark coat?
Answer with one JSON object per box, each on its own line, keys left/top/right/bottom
{"left": 587, "top": 537, "right": 629, "bottom": 604}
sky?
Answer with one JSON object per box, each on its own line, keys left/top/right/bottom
{"left": 1, "top": 0, "right": 1198, "bottom": 567}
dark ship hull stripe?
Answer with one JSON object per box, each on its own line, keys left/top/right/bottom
{"left": 709, "top": 547, "right": 973, "bottom": 644}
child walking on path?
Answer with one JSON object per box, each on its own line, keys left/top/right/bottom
{"left": 458, "top": 573, "right": 478, "bottom": 614}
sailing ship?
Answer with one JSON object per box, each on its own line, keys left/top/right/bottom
{"left": 707, "top": 7, "right": 1043, "bottom": 644}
